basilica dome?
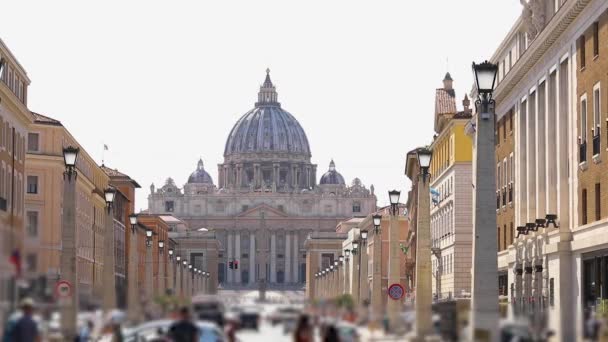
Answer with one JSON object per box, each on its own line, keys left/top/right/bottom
{"left": 187, "top": 159, "right": 214, "bottom": 184}
{"left": 224, "top": 70, "right": 311, "bottom": 158}
{"left": 319, "top": 160, "right": 345, "bottom": 185}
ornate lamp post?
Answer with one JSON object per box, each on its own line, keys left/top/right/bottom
{"left": 102, "top": 187, "right": 117, "bottom": 312}
{"left": 471, "top": 60, "right": 499, "bottom": 341}
{"left": 59, "top": 146, "right": 79, "bottom": 340}
{"left": 158, "top": 240, "right": 165, "bottom": 294}
{"left": 145, "top": 228, "right": 154, "bottom": 298}
{"left": 176, "top": 256, "right": 182, "bottom": 297}
{"left": 387, "top": 189, "right": 402, "bottom": 331}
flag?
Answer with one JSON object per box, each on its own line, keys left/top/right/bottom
{"left": 430, "top": 188, "right": 440, "bottom": 205}
{"left": 104, "top": 144, "right": 109, "bottom": 151}
{"left": 9, "top": 249, "right": 21, "bottom": 277}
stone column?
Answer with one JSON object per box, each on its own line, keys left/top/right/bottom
{"left": 359, "top": 239, "right": 369, "bottom": 305}
{"left": 306, "top": 251, "right": 318, "bottom": 299}
{"left": 253, "top": 163, "right": 260, "bottom": 188}
{"left": 471, "top": 102, "right": 499, "bottom": 341}
{"left": 227, "top": 232, "right": 233, "bottom": 283}
{"left": 235, "top": 232, "right": 241, "bottom": 284}
{"left": 270, "top": 232, "right": 277, "bottom": 283}
{"left": 285, "top": 232, "right": 292, "bottom": 284}
{"left": 415, "top": 173, "right": 432, "bottom": 338}
{"left": 387, "top": 214, "right": 401, "bottom": 330}
{"left": 60, "top": 172, "right": 78, "bottom": 341}
{"left": 293, "top": 233, "right": 299, "bottom": 283}
{"left": 158, "top": 251, "right": 165, "bottom": 296}
{"left": 371, "top": 230, "right": 382, "bottom": 323}
{"left": 127, "top": 229, "right": 141, "bottom": 324}
{"left": 249, "top": 235, "right": 256, "bottom": 285}
{"left": 103, "top": 207, "right": 117, "bottom": 312}
{"left": 145, "top": 243, "right": 153, "bottom": 301}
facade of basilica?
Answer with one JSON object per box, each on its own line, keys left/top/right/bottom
{"left": 148, "top": 71, "right": 376, "bottom": 286}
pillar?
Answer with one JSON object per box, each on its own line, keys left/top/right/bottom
{"left": 270, "top": 232, "right": 277, "bottom": 283}
{"left": 293, "top": 233, "right": 299, "bottom": 283}
{"left": 127, "top": 229, "right": 141, "bottom": 323}
{"left": 359, "top": 238, "right": 370, "bottom": 305}
{"left": 227, "top": 232, "right": 233, "bottom": 283}
{"left": 235, "top": 232, "right": 241, "bottom": 284}
{"left": 285, "top": 232, "right": 292, "bottom": 283}
{"left": 159, "top": 251, "right": 165, "bottom": 295}
{"left": 470, "top": 101, "right": 499, "bottom": 341}
{"left": 103, "top": 206, "right": 117, "bottom": 311}
{"left": 249, "top": 235, "right": 256, "bottom": 285}
{"left": 371, "top": 230, "right": 382, "bottom": 322}
{"left": 60, "top": 172, "right": 78, "bottom": 341}
{"left": 415, "top": 173, "right": 432, "bottom": 338}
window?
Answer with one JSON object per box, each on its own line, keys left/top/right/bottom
{"left": 26, "top": 211, "right": 38, "bottom": 237}
{"left": 277, "top": 205, "right": 284, "bottom": 212}
{"left": 596, "top": 183, "right": 601, "bottom": 221}
{"left": 26, "top": 176, "right": 38, "bottom": 194}
{"left": 502, "top": 118, "right": 506, "bottom": 141}
{"left": 27, "top": 133, "right": 39, "bottom": 152}
{"left": 503, "top": 224, "right": 507, "bottom": 251}
{"left": 509, "top": 110, "right": 513, "bottom": 132}
{"left": 26, "top": 254, "right": 36, "bottom": 272}
{"left": 510, "top": 222, "right": 514, "bottom": 245}
{"left": 165, "top": 201, "right": 174, "bottom": 212}
{"left": 581, "top": 95, "right": 588, "bottom": 163}
{"left": 580, "top": 35, "right": 586, "bottom": 69}
{"left": 594, "top": 85, "right": 601, "bottom": 135}
{"left": 593, "top": 22, "right": 599, "bottom": 57}
{"left": 582, "top": 188, "right": 588, "bottom": 225}
{"left": 497, "top": 226, "right": 501, "bottom": 249}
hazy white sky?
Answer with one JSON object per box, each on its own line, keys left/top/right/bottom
{"left": 1, "top": 0, "right": 521, "bottom": 209}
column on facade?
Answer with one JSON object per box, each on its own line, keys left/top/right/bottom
{"left": 159, "top": 252, "right": 165, "bottom": 296}
{"left": 270, "top": 232, "right": 277, "bottom": 283}
{"left": 519, "top": 99, "right": 528, "bottom": 224}
{"left": 537, "top": 81, "right": 547, "bottom": 218}
{"left": 293, "top": 233, "right": 299, "bottom": 283}
{"left": 235, "top": 232, "right": 241, "bottom": 283}
{"left": 218, "top": 165, "right": 224, "bottom": 188}
{"left": 359, "top": 240, "right": 369, "bottom": 304}
{"left": 273, "top": 163, "right": 280, "bottom": 188}
{"left": 227, "top": 232, "right": 234, "bottom": 283}
{"left": 285, "top": 231, "right": 292, "bottom": 283}
{"left": 249, "top": 233, "right": 256, "bottom": 285}
{"left": 236, "top": 164, "right": 243, "bottom": 188}
{"left": 527, "top": 92, "right": 537, "bottom": 221}
{"left": 371, "top": 231, "right": 382, "bottom": 320}
{"left": 557, "top": 59, "right": 570, "bottom": 228}
{"left": 547, "top": 70, "right": 557, "bottom": 214}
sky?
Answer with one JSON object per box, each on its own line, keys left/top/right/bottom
{"left": 0, "top": 0, "right": 521, "bottom": 210}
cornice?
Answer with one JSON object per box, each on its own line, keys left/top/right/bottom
{"left": 494, "top": 0, "right": 591, "bottom": 111}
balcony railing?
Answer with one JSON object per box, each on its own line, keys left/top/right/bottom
{"left": 580, "top": 141, "right": 587, "bottom": 163}
{"left": 502, "top": 188, "right": 507, "bottom": 207}
{"left": 593, "top": 134, "right": 601, "bottom": 156}
{"left": 508, "top": 183, "right": 513, "bottom": 203}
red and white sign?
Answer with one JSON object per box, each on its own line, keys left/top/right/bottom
{"left": 387, "top": 283, "right": 405, "bottom": 301}
{"left": 55, "top": 280, "right": 72, "bottom": 299}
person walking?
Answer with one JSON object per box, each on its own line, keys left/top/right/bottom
{"left": 293, "top": 315, "right": 312, "bottom": 342}
{"left": 6, "top": 298, "right": 40, "bottom": 342}
{"left": 168, "top": 307, "right": 199, "bottom": 342}
{"left": 323, "top": 324, "right": 340, "bottom": 342}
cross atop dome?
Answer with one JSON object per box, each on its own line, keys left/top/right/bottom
{"left": 256, "top": 68, "right": 280, "bottom": 107}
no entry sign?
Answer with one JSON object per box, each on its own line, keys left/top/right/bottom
{"left": 55, "top": 280, "right": 72, "bottom": 299}
{"left": 388, "top": 283, "right": 405, "bottom": 300}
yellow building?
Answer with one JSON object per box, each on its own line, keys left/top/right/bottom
{"left": 24, "top": 112, "right": 109, "bottom": 307}
{"left": 428, "top": 73, "right": 473, "bottom": 300}
{"left": 0, "top": 38, "right": 32, "bottom": 328}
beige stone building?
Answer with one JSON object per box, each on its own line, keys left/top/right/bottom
{"left": 148, "top": 71, "right": 376, "bottom": 287}
{"left": 0, "top": 37, "right": 31, "bottom": 331}
{"left": 24, "top": 112, "right": 109, "bottom": 308}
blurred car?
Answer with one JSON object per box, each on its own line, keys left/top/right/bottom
{"left": 193, "top": 296, "right": 225, "bottom": 327}
{"left": 123, "top": 319, "right": 226, "bottom": 342}
{"left": 336, "top": 321, "right": 359, "bottom": 342}
{"left": 238, "top": 306, "right": 261, "bottom": 330}
{"left": 268, "top": 306, "right": 301, "bottom": 326}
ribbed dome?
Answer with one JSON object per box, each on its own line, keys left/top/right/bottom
{"left": 319, "top": 160, "right": 345, "bottom": 185}
{"left": 224, "top": 70, "right": 311, "bottom": 157}
{"left": 187, "top": 159, "right": 214, "bottom": 184}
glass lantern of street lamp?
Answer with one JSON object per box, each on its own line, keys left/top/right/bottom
{"left": 361, "top": 231, "right": 368, "bottom": 241}
{"left": 416, "top": 148, "right": 432, "bottom": 172}
{"left": 330, "top": 265, "right": 334, "bottom": 271}
{"left": 334, "top": 261, "right": 338, "bottom": 268}
{"left": 339, "top": 255, "right": 344, "bottom": 263}
{"left": 372, "top": 214, "right": 382, "bottom": 227}
{"left": 129, "top": 213, "right": 138, "bottom": 233}
{"left": 176, "top": 255, "right": 181, "bottom": 262}
{"left": 62, "top": 146, "right": 80, "bottom": 169}
{"left": 146, "top": 229, "right": 152, "bottom": 238}
{"left": 104, "top": 187, "right": 116, "bottom": 206}
{"left": 345, "top": 249, "right": 350, "bottom": 257}
{"left": 472, "top": 60, "right": 498, "bottom": 97}
{"left": 168, "top": 249, "right": 174, "bottom": 256}
{"left": 158, "top": 240, "right": 164, "bottom": 249}
{"left": 388, "top": 190, "right": 401, "bottom": 205}
{"left": 353, "top": 241, "right": 359, "bottom": 250}
{"left": 182, "top": 260, "right": 187, "bottom": 267}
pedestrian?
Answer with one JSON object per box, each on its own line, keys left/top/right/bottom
{"left": 168, "top": 307, "right": 199, "bottom": 342}
{"left": 293, "top": 314, "right": 312, "bottom": 342}
{"left": 6, "top": 297, "right": 40, "bottom": 342}
{"left": 77, "top": 320, "right": 94, "bottom": 342}
{"left": 323, "top": 324, "right": 340, "bottom": 342}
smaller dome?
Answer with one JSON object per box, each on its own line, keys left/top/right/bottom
{"left": 319, "top": 160, "right": 345, "bottom": 185}
{"left": 188, "top": 159, "right": 214, "bottom": 184}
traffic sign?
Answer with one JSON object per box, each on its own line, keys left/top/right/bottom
{"left": 55, "top": 280, "right": 72, "bottom": 299}
{"left": 388, "top": 283, "right": 405, "bottom": 300}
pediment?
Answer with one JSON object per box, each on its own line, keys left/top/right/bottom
{"left": 237, "top": 203, "right": 289, "bottom": 218}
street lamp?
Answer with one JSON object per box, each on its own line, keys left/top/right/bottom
{"left": 158, "top": 240, "right": 165, "bottom": 254}
{"left": 63, "top": 146, "right": 80, "bottom": 179}
{"left": 388, "top": 190, "right": 401, "bottom": 216}
{"left": 361, "top": 231, "right": 368, "bottom": 243}
{"left": 472, "top": 60, "right": 499, "bottom": 117}
{"left": 373, "top": 214, "right": 382, "bottom": 235}
{"left": 352, "top": 241, "right": 359, "bottom": 255}
{"left": 469, "top": 59, "right": 500, "bottom": 341}
{"left": 417, "top": 148, "right": 433, "bottom": 182}
{"left": 183, "top": 260, "right": 187, "bottom": 268}
{"left": 102, "top": 186, "right": 117, "bottom": 312}
{"left": 176, "top": 255, "right": 181, "bottom": 262}
{"left": 168, "top": 248, "right": 174, "bottom": 260}
{"left": 339, "top": 255, "right": 344, "bottom": 263}
{"left": 145, "top": 229, "right": 153, "bottom": 247}
{"left": 104, "top": 187, "right": 116, "bottom": 209}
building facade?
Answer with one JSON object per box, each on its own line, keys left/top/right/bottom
{"left": 488, "top": 0, "right": 608, "bottom": 339}
{"left": 429, "top": 74, "right": 474, "bottom": 300}
{"left": 0, "top": 37, "right": 31, "bottom": 332}
{"left": 148, "top": 71, "right": 377, "bottom": 287}
{"left": 24, "top": 112, "right": 110, "bottom": 308}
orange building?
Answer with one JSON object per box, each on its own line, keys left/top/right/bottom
{"left": 137, "top": 215, "right": 170, "bottom": 296}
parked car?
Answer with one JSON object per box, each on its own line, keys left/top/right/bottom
{"left": 238, "top": 306, "right": 261, "bottom": 330}
{"left": 193, "top": 296, "right": 225, "bottom": 327}
{"left": 123, "top": 319, "right": 226, "bottom": 342}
